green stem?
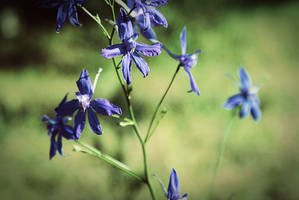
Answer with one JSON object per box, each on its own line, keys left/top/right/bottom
{"left": 78, "top": 5, "right": 110, "bottom": 39}
{"left": 107, "top": 3, "right": 157, "bottom": 199}
{"left": 145, "top": 64, "right": 181, "bottom": 143}
{"left": 209, "top": 117, "right": 236, "bottom": 199}
{"left": 75, "top": 140, "right": 144, "bottom": 182}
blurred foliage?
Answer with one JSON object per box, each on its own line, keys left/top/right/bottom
{"left": 0, "top": 1, "right": 299, "bottom": 200}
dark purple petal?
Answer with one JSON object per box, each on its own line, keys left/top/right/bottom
{"left": 167, "top": 168, "right": 181, "bottom": 199}
{"left": 143, "top": 12, "right": 151, "bottom": 31}
{"left": 135, "top": 42, "right": 161, "bottom": 57}
{"left": 184, "top": 67, "right": 200, "bottom": 96}
{"left": 50, "top": 135, "right": 57, "bottom": 159}
{"left": 62, "top": 125, "right": 75, "bottom": 140}
{"left": 163, "top": 45, "right": 181, "bottom": 60}
{"left": 131, "top": 52, "right": 150, "bottom": 78}
{"left": 122, "top": 52, "right": 133, "bottom": 84}
{"left": 146, "top": 0, "right": 169, "bottom": 7}
{"left": 91, "top": 99, "right": 122, "bottom": 116}
{"left": 68, "top": 2, "right": 81, "bottom": 26}
{"left": 239, "top": 67, "right": 252, "bottom": 91}
{"left": 117, "top": 8, "right": 134, "bottom": 40}
{"left": 76, "top": 69, "right": 93, "bottom": 96}
{"left": 250, "top": 95, "right": 261, "bottom": 121}
{"left": 56, "top": 3, "right": 68, "bottom": 33}
{"left": 240, "top": 101, "right": 250, "bottom": 118}
{"left": 224, "top": 94, "right": 244, "bottom": 110}
{"left": 87, "top": 108, "right": 102, "bottom": 135}
{"left": 74, "top": 110, "right": 86, "bottom": 139}
{"left": 127, "top": 0, "right": 135, "bottom": 8}
{"left": 42, "top": 115, "right": 50, "bottom": 122}
{"left": 140, "top": 25, "right": 157, "bottom": 40}
{"left": 180, "top": 27, "right": 187, "bottom": 55}
{"left": 57, "top": 134, "right": 63, "bottom": 155}
{"left": 54, "top": 94, "right": 68, "bottom": 114}
{"left": 76, "top": 0, "right": 86, "bottom": 6}
{"left": 147, "top": 6, "right": 168, "bottom": 28}
{"left": 101, "top": 44, "right": 125, "bottom": 59}
{"left": 182, "top": 193, "right": 189, "bottom": 198}
{"left": 57, "top": 99, "right": 80, "bottom": 116}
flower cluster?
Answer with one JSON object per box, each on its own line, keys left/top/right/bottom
{"left": 42, "top": 69, "right": 122, "bottom": 158}
{"left": 42, "top": 95, "right": 75, "bottom": 159}
{"left": 41, "top": 0, "right": 263, "bottom": 199}
{"left": 101, "top": 8, "right": 162, "bottom": 84}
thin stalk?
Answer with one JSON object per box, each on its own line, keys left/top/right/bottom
{"left": 78, "top": 5, "right": 110, "bottom": 39}
{"left": 145, "top": 64, "right": 181, "bottom": 143}
{"left": 209, "top": 117, "right": 236, "bottom": 199}
{"left": 75, "top": 140, "right": 144, "bottom": 182}
{"left": 107, "top": 4, "right": 157, "bottom": 199}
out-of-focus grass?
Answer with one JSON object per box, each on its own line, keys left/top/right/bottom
{"left": 0, "top": 1, "right": 299, "bottom": 200}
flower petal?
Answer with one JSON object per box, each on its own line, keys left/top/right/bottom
{"left": 147, "top": 7, "right": 168, "bottom": 28}
{"left": 50, "top": 135, "right": 57, "bottom": 159}
{"left": 76, "top": 0, "right": 86, "bottom": 6}
{"left": 62, "top": 125, "right": 75, "bottom": 140}
{"left": 223, "top": 94, "right": 244, "bottom": 110}
{"left": 240, "top": 100, "right": 250, "bottom": 118}
{"left": 180, "top": 27, "right": 187, "bottom": 55}
{"left": 57, "top": 134, "right": 63, "bottom": 155}
{"left": 56, "top": 3, "right": 68, "bottom": 33}
{"left": 74, "top": 110, "right": 86, "bottom": 139}
{"left": 135, "top": 42, "right": 161, "bottom": 57}
{"left": 122, "top": 52, "right": 133, "bottom": 84}
{"left": 117, "top": 8, "right": 134, "bottom": 40}
{"left": 91, "top": 99, "right": 122, "bottom": 116}
{"left": 76, "top": 69, "right": 93, "bottom": 96}
{"left": 163, "top": 45, "right": 181, "bottom": 60}
{"left": 68, "top": 2, "right": 81, "bottom": 26}
{"left": 250, "top": 95, "right": 261, "bottom": 121}
{"left": 54, "top": 94, "right": 68, "bottom": 114}
{"left": 127, "top": 0, "right": 135, "bottom": 9}
{"left": 87, "top": 108, "right": 102, "bottom": 135}
{"left": 140, "top": 26, "right": 157, "bottom": 40}
{"left": 239, "top": 67, "right": 252, "bottom": 90}
{"left": 132, "top": 52, "right": 150, "bottom": 78}
{"left": 101, "top": 44, "right": 125, "bottom": 59}
{"left": 184, "top": 67, "right": 200, "bottom": 96}
{"left": 167, "top": 168, "right": 181, "bottom": 199}
{"left": 146, "top": 0, "right": 169, "bottom": 7}
{"left": 57, "top": 99, "right": 80, "bottom": 116}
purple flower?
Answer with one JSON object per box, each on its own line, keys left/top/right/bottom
{"left": 167, "top": 169, "right": 188, "bottom": 200}
{"left": 39, "top": 0, "right": 86, "bottom": 33}
{"left": 42, "top": 95, "right": 75, "bottom": 159}
{"left": 101, "top": 8, "right": 162, "bottom": 84}
{"left": 57, "top": 69, "right": 122, "bottom": 139}
{"left": 127, "top": 0, "right": 169, "bottom": 40}
{"left": 224, "top": 67, "right": 261, "bottom": 121}
{"left": 164, "top": 27, "right": 202, "bottom": 95}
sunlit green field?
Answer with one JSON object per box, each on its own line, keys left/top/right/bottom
{"left": 1, "top": 1, "right": 299, "bottom": 200}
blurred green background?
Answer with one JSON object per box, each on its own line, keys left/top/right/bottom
{"left": 1, "top": 0, "right": 299, "bottom": 199}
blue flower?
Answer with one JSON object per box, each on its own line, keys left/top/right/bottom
{"left": 164, "top": 27, "right": 202, "bottom": 95}
{"left": 101, "top": 8, "right": 162, "bottom": 84}
{"left": 224, "top": 67, "right": 261, "bottom": 121}
{"left": 127, "top": 0, "right": 169, "bottom": 40}
{"left": 57, "top": 69, "right": 122, "bottom": 139}
{"left": 39, "top": 0, "right": 86, "bottom": 33}
{"left": 167, "top": 168, "right": 188, "bottom": 200}
{"left": 42, "top": 95, "right": 75, "bottom": 159}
